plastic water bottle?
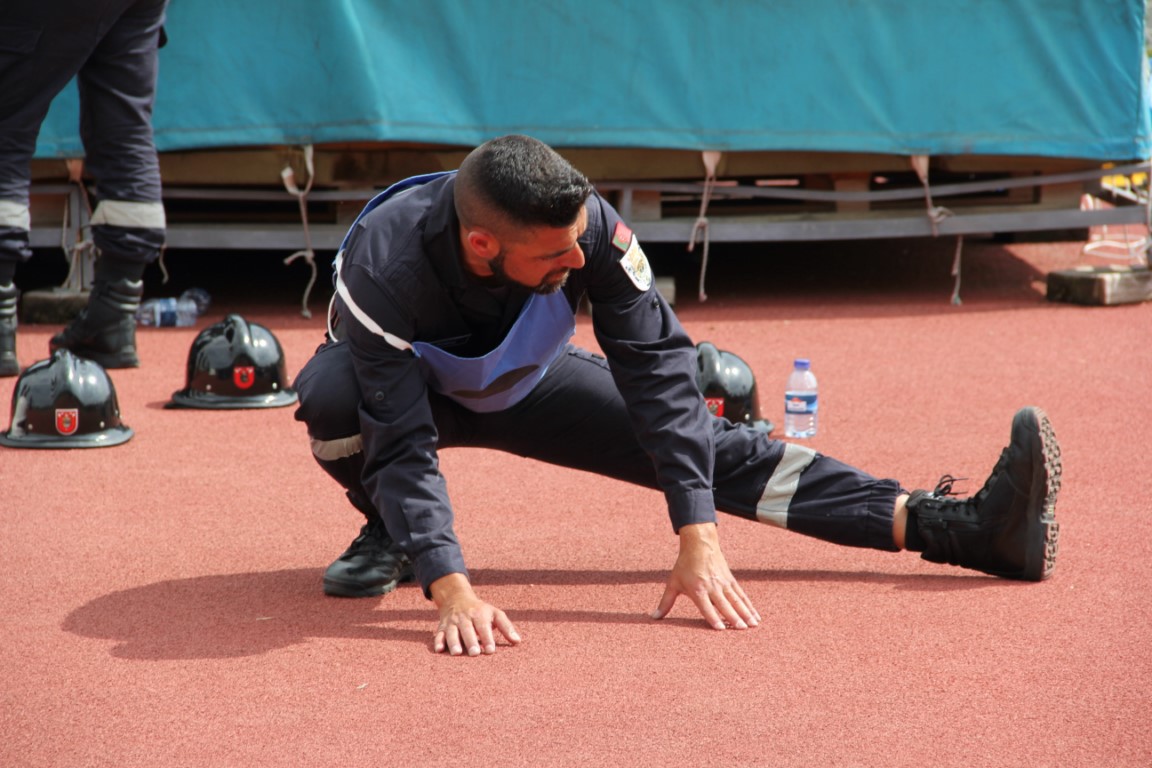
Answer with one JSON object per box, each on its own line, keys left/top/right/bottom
{"left": 180, "top": 287, "right": 212, "bottom": 314}
{"left": 136, "top": 287, "right": 211, "bottom": 327}
{"left": 784, "top": 358, "right": 818, "bottom": 438}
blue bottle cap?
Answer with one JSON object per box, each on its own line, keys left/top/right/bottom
{"left": 794, "top": 358, "right": 810, "bottom": 369}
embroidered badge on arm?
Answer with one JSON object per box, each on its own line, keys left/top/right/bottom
{"left": 611, "top": 221, "right": 633, "bottom": 252}
{"left": 615, "top": 225, "right": 653, "bottom": 292}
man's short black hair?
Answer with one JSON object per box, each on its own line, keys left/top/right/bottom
{"left": 455, "top": 134, "right": 595, "bottom": 232}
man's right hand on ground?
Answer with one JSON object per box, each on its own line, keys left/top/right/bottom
{"left": 650, "top": 522, "right": 761, "bottom": 631}
{"left": 430, "top": 572, "right": 522, "bottom": 656}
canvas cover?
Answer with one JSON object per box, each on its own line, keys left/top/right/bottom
{"left": 32, "top": 0, "right": 1152, "bottom": 161}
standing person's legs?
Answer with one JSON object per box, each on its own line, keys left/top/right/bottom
{"left": 77, "top": 0, "right": 167, "bottom": 261}
{"left": 0, "top": 1, "right": 128, "bottom": 374}
{"left": 50, "top": 0, "right": 169, "bottom": 368}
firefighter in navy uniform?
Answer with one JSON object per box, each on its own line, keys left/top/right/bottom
{"left": 294, "top": 135, "right": 1062, "bottom": 657}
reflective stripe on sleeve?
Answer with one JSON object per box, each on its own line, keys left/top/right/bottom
{"left": 755, "top": 442, "right": 818, "bottom": 528}
{"left": 90, "top": 200, "right": 166, "bottom": 229}
{"left": 333, "top": 249, "right": 413, "bottom": 352}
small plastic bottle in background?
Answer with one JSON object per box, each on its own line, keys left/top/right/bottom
{"left": 180, "top": 287, "right": 212, "bottom": 315}
{"left": 136, "top": 287, "right": 212, "bottom": 327}
{"left": 784, "top": 358, "right": 818, "bottom": 438}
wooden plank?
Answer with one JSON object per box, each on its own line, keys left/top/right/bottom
{"left": 1046, "top": 265, "right": 1152, "bottom": 305}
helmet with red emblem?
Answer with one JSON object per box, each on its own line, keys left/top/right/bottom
{"left": 0, "top": 348, "right": 133, "bottom": 448}
{"left": 168, "top": 314, "right": 298, "bottom": 409}
{"left": 695, "top": 341, "right": 773, "bottom": 434}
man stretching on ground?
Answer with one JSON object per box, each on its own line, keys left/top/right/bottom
{"left": 294, "top": 135, "right": 1061, "bottom": 656}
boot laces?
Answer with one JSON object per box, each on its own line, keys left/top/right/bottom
{"left": 935, "top": 446, "right": 1012, "bottom": 506}
{"left": 346, "top": 518, "right": 389, "bottom": 555}
{"left": 345, "top": 517, "right": 410, "bottom": 567}
{"left": 917, "top": 473, "right": 980, "bottom": 525}
{"left": 931, "top": 474, "right": 967, "bottom": 497}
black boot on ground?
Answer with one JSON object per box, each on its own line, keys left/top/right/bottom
{"left": 905, "top": 406, "right": 1062, "bottom": 581}
{"left": 49, "top": 259, "right": 144, "bottom": 368}
{"left": 323, "top": 490, "right": 414, "bottom": 597}
{"left": 0, "top": 282, "right": 18, "bottom": 377}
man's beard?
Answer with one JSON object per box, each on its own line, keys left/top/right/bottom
{"left": 488, "top": 251, "right": 569, "bottom": 294}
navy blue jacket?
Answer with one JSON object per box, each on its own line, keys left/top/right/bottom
{"left": 336, "top": 173, "right": 716, "bottom": 592}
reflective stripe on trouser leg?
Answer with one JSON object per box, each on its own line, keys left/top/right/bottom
{"left": 311, "top": 434, "right": 363, "bottom": 463}
{"left": 0, "top": 201, "right": 30, "bottom": 231}
{"left": 310, "top": 435, "right": 369, "bottom": 500}
{"left": 91, "top": 200, "right": 166, "bottom": 229}
{"left": 755, "top": 442, "right": 819, "bottom": 528}
{"left": 0, "top": 203, "right": 32, "bottom": 276}
{"left": 761, "top": 451, "right": 902, "bottom": 552}
{"left": 293, "top": 340, "right": 371, "bottom": 499}
{"left": 91, "top": 200, "right": 167, "bottom": 264}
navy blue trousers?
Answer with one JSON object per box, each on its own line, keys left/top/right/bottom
{"left": 294, "top": 341, "right": 902, "bottom": 552}
{"left": 0, "top": 0, "right": 168, "bottom": 275}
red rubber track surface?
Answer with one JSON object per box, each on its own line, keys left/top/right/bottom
{"left": 2, "top": 238, "right": 1149, "bottom": 767}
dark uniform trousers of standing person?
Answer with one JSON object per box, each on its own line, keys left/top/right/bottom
{"left": 293, "top": 173, "right": 905, "bottom": 600}
{"left": 0, "top": 0, "right": 169, "bottom": 376}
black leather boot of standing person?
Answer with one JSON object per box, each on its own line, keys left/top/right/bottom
{"left": 49, "top": 257, "right": 145, "bottom": 368}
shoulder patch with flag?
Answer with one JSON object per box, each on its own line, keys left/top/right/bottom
{"left": 611, "top": 221, "right": 633, "bottom": 252}
{"left": 611, "top": 221, "right": 652, "bottom": 292}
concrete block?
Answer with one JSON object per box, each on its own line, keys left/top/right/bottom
{"left": 1046, "top": 265, "right": 1152, "bottom": 306}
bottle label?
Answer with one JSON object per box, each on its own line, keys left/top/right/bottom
{"left": 785, "top": 393, "right": 817, "bottom": 414}
{"left": 154, "top": 303, "right": 177, "bottom": 327}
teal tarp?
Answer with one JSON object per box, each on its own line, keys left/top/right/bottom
{"left": 34, "top": 0, "right": 1152, "bottom": 160}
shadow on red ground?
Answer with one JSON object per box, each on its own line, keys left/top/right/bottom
{"left": 2, "top": 236, "right": 1150, "bottom": 767}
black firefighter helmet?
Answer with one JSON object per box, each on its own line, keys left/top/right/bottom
{"left": 168, "top": 314, "right": 298, "bottom": 409}
{"left": 695, "top": 341, "right": 773, "bottom": 434}
{"left": 0, "top": 348, "right": 133, "bottom": 448}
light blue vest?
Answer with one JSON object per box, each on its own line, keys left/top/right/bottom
{"left": 336, "top": 173, "right": 576, "bottom": 414}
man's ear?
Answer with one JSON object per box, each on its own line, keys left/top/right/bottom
{"left": 466, "top": 228, "right": 501, "bottom": 259}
